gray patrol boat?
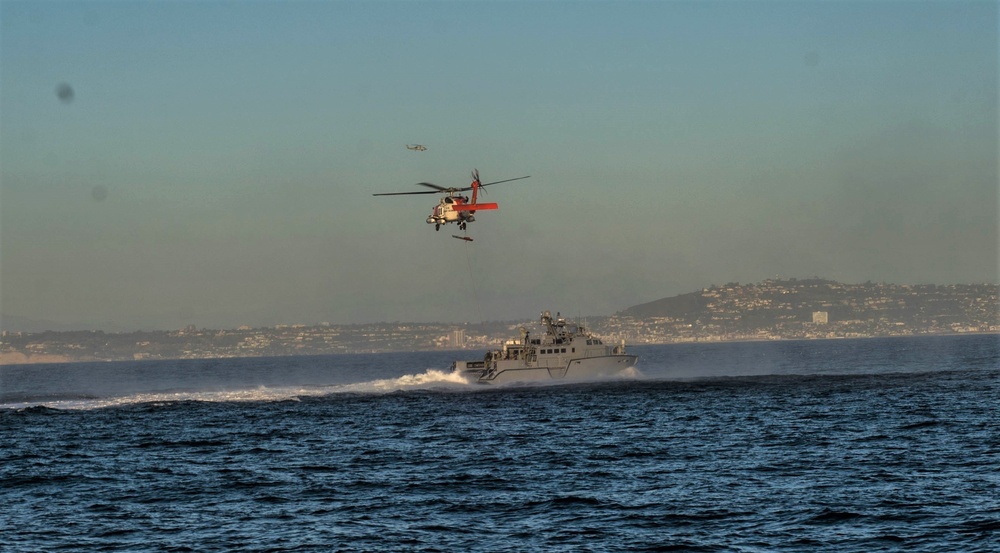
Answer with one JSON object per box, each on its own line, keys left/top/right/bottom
{"left": 453, "top": 310, "right": 638, "bottom": 384}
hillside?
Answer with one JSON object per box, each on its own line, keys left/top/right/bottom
{"left": 616, "top": 278, "right": 998, "bottom": 338}
{"left": 618, "top": 291, "right": 711, "bottom": 321}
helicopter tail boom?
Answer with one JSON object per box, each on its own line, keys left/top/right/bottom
{"left": 452, "top": 203, "right": 498, "bottom": 212}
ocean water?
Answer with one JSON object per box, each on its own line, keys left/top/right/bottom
{"left": 2, "top": 335, "right": 998, "bottom": 552}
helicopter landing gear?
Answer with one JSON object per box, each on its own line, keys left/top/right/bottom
{"left": 459, "top": 222, "right": 467, "bottom": 231}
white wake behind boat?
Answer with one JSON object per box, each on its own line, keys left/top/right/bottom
{"left": 453, "top": 310, "right": 638, "bottom": 384}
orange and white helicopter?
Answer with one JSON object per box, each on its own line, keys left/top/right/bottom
{"left": 373, "top": 169, "right": 529, "bottom": 235}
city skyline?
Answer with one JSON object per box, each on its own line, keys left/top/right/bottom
{"left": 2, "top": 1, "right": 997, "bottom": 331}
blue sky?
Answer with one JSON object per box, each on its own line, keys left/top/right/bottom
{"left": 1, "top": 0, "right": 997, "bottom": 331}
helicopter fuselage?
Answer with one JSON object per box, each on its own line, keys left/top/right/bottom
{"left": 427, "top": 195, "right": 497, "bottom": 229}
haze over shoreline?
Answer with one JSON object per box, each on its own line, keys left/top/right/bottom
{"left": 3, "top": 277, "right": 997, "bottom": 334}
{"left": 3, "top": 278, "right": 996, "bottom": 365}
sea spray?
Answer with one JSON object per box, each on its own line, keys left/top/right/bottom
{"left": 329, "top": 367, "right": 472, "bottom": 393}
{"left": 1, "top": 368, "right": 474, "bottom": 410}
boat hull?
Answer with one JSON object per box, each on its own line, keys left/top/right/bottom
{"left": 459, "top": 354, "right": 638, "bottom": 384}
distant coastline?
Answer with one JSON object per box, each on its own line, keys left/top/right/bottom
{"left": 0, "top": 352, "right": 72, "bottom": 365}
{"left": 3, "top": 278, "right": 997, "bottom": 365}
{"left": 1, "top": 331, "right": 997, "bottom": 367}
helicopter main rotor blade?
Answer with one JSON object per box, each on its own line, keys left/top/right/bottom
{"left": 416, "top": 182, "right": 449, "bottom": 192}
{"left": 373, "top": 182, "right": 460, "bottom": 196}
{"left": 372, "top": 190, "right": 442, "bottom": 196}
{"left": 479, "top": 175, "right": 530, "bottom": 187}
{"left": 373, "top": 175, "right": 529, "bottom": 196}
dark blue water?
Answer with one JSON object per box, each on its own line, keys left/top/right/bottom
{"left": 2, "top": 335, "right": 998, "bottom": 551}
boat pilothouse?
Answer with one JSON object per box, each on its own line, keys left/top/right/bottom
{"left": 453, "top": 310, "right": 638, "bottom": 384}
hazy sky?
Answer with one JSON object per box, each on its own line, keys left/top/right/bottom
{"left": 1, "top": 1, "right": 997, "bottom": 331}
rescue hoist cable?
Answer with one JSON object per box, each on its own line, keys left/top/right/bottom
{"left": 461, "top": 229, "right": 485, "bottom": 327}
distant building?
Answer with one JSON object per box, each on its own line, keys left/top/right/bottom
{"left": 812, "top": 311, "right": 829, "bottom": 324}
{"left": 450, "top": 329, "right": 465, "bottom": 348}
